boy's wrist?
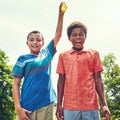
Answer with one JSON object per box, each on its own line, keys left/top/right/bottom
{"left": 15, "top": 104, "right": 22, "bottom": 110}
{"left": 102, "top": 105, "right": 107, "bottom": 108}
{"left": 101, "top": 100, "right": 107, "bottom": 107}
{"left": 59, "top": 12, "right": 64, "bottom": 16}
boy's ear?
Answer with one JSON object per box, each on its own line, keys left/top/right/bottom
{"left": 68, "top": 36, "right": 71, "bottom": 41}
{"left": 26, "top": 41, "right": 28, "bottom": 45}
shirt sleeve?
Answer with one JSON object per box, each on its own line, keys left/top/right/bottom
{"left": 93, "top": 51, "right": 104, "bottom": 72}
{"left": 11, "top": 56, "right": 25, "bottom": 78}
{"left": 47, "top": 39, "right": 56, "bottom": 56}
{"left": 56, "top": 53, "right": 65, "bottom": 74}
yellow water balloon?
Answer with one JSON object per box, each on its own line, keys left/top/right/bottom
{"left": 61, "top": 3, "right": 67, "bottom": 12}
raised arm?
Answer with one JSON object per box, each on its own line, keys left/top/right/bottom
{"left": 54, "top": 2, "right": 67, "bottom": 47}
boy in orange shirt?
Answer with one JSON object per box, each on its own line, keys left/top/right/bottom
{"left": 56, "top": 21, "right": 111, "bottom": 120}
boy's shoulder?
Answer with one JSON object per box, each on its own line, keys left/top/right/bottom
{"left": 86, "top": 48, "right": 99, "bottom": 54}
{"left": 59, "top": 48, "right": 99, "bottom": 56}
{"left": 17, "top": 54, "right": 34, "bottom": 62}
{"left": 87, "top": 48, "right": 98, "bottom": 52}
{"left": 61, "top": 48, "right": 99, "bottom": 53}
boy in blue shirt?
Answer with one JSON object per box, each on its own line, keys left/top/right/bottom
{"left": 11, "top": 2, "right": 66, "bottom": 120}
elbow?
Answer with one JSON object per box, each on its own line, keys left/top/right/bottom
{"left": 54, "top": 34, "right": 62, "bottom": 47}
{"left": 56, "top": 33, "right": 62, "bottom": 39}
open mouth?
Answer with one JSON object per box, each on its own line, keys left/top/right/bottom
{"left": 31, "top": 45, "right": 38, "bottom": 48}
{"left": 75, "top": 40, "right": 81, "bottom": 43}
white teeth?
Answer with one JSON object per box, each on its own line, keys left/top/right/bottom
{"left": 32, "top": 46, "right": 38, "bottom": 48}
{"left": 75, "top": 40, "right": 81, "bottom": 42}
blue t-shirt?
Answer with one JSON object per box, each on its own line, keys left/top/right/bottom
{"left": 11, "top": 40, "right": 57, "bottom": 111}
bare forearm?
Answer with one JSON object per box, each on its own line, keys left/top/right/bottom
{"left": 57, "top": 85, "right": 64, "bottom": 106}
{"left": 95, "top": 79, "right": 107, "bottom": 106}
{"left": 94, "top": 72, "right": 111, "bottom": 120}
{"left": 56, "top": 13, "right": 64, "bottom": 36}
{"left": 94, "top": 72, "right": 107, "bottom": 106}
{"left": 54, "top": 2, "right": 66, "bottom": 47}
{"left": 57, "top": 74, "right": 65, "bottom": 107}
{"left": 54, "top": 13, "right": 64, "bottom": 47}
{"left": 12, "top": 79, "right": 21, "bottom": 109}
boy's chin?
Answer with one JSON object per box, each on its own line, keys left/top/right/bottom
{"left": 73, "top": 47, "right": 83, "bottom": 51}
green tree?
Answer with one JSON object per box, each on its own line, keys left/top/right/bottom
{"left": 0, "top": 49, "right": 15, "bottom": 120}
{"left": 102, "top": 53, "right": 120, "bottom": 120}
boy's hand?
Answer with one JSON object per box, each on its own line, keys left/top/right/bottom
{"left": 56, "top": 105, "right": 64, "bottom": 120}
{"left": 60, "top": 2, "right": 67, "bottom": 14}
{"left": 16, "top": 107, "right": 32, "bottom": 120}
{"left": 102, "top": 105, "right": 111, "bottom": 120}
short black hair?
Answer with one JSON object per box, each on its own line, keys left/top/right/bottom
{"left": 67, "top": 21, "right": 87, "bottom": 38}
{"left": 27, "top": 30, "right": 44, "bottom": 40}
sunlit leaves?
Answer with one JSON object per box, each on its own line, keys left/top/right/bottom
{"left": 0, "top": 49, "right": 15, "bottom": 120}
{"left": 102, "top": 53, "right": 120, "bottom": 119}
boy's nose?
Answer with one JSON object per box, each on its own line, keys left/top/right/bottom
{"left": 76, "top": 35, "right": 81, "bottom": 38}
{"left": 33, "top": 39, "right": 37, "bottom": 43}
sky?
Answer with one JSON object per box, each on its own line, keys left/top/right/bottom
{"left": 0, "top": 0, "right": 120, "bottom": 91}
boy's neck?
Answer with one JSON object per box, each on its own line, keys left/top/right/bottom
{"left": 72, "top": 47, "right": 83, "bottom": 52}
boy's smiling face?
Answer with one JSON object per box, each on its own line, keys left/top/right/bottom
{"left": 69, "top": 28, "right": 86, "bottom": 49}
{"left": 26, "top": 33, "right": 44, "bottom": 55}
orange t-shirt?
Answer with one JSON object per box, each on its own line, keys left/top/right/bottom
{"left": 56, "top": 48, "right": 103, "bottom": 110}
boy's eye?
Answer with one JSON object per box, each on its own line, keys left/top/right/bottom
{"left": 72, "top": 34, "right": 77, "bottom": 37}
{"left": 28, "top": 38, "right": 43, "bottom": 42}
{"left": 29, "top": 38, "right": 34, "bottom": 41}
{"left": 79, "top": 33, "right": 84, "bottom": 36}
{"left": 36, "top": 38, "right": 42, "bottom": 42}
{"left": 72, "top": 33, "right": 84, "bottom": 37}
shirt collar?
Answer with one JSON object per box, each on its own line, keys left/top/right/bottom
{"left": 70, "top": 47, "right": 88, "bottom": 54}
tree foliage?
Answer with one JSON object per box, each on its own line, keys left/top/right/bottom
{"left": 102, "top": 53, "right": 120, "bottom": 120}
{"left": 0, "top": 49, "right": 15, "bottom": 120}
